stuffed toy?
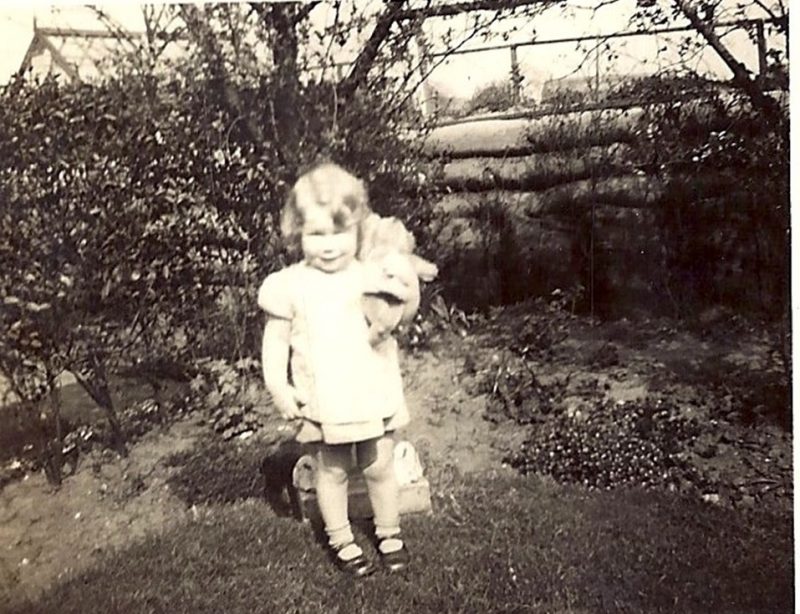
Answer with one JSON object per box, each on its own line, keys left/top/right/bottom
{"left": 359, "top": 213, "right": 438, "bottom": 346}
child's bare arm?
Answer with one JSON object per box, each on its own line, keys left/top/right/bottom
{"left": 262, "top": 318, "right": 303, "bottom": 420}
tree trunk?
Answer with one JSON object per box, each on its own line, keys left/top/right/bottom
{"left": 179, "top": 5, "right": 263, "bottom": 147}
{"left": 248, "top": 2, "right": 305, "bottom": 177}
{"left": 72, "top": 362, "right": 127, "bottom": 456}
{"left": 148, "top": 376, "right": 168, "bottom": 427}
{"left": 32, "top": 397, "right": 61, "bottom": 487}
{"left": 49, "top": 385, "right": 64, "bottom": 485}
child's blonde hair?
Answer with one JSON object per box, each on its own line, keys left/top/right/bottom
{"left": 280, "top": 162, "right": 371, "bottom": 255}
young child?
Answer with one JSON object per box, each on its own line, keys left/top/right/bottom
{"left": 258, "top": 162, "right": 418, "bottom": 577}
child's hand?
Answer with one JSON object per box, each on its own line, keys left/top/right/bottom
{"left": 273, "top": 385, "right": 306, "bottom": 421}
{"left": 368, "top": 322, "right": 393, "bottom": 347}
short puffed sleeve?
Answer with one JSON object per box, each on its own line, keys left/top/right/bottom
{"left": 257, "top": 268, "right": 294, "bottom": 319}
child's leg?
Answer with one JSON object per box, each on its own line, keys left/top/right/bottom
{"left": 356, "top": 435, "right": 403, "bottom": 553}
{"left": 316, "top": 443, "right": 359, "bottom": 558}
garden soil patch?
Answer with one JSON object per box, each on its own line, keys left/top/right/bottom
{"left": 0, "top": 419, "right": 204, "bottom": 607}
{"left": 0, "top": 315, "right": 792, "bottom": 609}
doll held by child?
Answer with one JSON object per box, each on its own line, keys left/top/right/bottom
{"left": 359, "top": 213, "right": 438, "bottom": 345}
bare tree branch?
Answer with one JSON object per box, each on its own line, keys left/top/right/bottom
{"left": 389, "top": 7, "right": 508, "bottom": 115}
{"left": 88, "top": 5, "right": 186, "bottom": 74}
{"left": 395, "top": 0, "right": 560, "bottom": 19}
{"left": 750, "top": 0, "right": 789, "bottom": 52}
{"left": 338, "top": 0, "right": 407, "bottom": 100}
{"left": 295, "top": 1, "right": 323, "bottom": 24}
{"left": 87, "top": 6, "right": 141, "bottom": 54}
{"left": 750, "top": 0, "right": 780, "bottom": 21}
{"left": 336, "top": 0, "right": 565, "bottom": 101}
{"left": 319, "top": 0, "right": 343, "bottom": 81}
{"left": 672, "top": 0, "right": 778, "bottom": 112}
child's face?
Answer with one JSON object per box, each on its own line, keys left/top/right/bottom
{"left": 300, "top": 204, "right": 358, "bottom": 273}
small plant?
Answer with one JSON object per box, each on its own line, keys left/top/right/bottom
{"left": 481, "top": 352, "right": 568, "bottom": 424}
{"left": 188, "top": 357, "right": 270, "bottom": 440}
{"left": 509, "top": 287, "right": 582, "bottom": 361}
{"left": 395, "top": 290, "right": 475, "bottom": 352}
{"left": 508, "top": 397, "right": 702, "bottom": 491}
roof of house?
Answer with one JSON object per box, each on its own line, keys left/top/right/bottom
{"left": 18, "top": 15, "right": 188, "bottom": 83}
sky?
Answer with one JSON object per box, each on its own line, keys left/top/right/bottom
{"left": 0, "top": 1, "right": 782, "bottom": 98}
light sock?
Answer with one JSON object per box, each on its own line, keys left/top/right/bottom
{"left": 377, "top": 537, "right": 404, "bottom": 554}
{"left": 336, "top": 543, "right": 363, "bottom": 561}
{"left": 375, "top": 525, "right": 403, "bottom": 553}
{"left": 326, "top": 524, "right": 361, "bottom": 561}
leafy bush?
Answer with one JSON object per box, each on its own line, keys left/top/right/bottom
{"left": 636, "top": 79, "right": 789, "bottom": 318}
{"left": 186, "top": 357, "right": 270, "bottom": 441}
{"left": 0, "top": 52, "right": 437, "bottom": 475}
{"left": 464, "top": 79, "right": 518, "bottom": 115}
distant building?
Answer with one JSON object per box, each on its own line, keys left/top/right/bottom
{"left": 19, "top": 23, "right": 131, "bottom": 82}
{"left": 17, "top": 15, "right": 188, "bottom": 83}
{"left": 540, "top": 75, "right": 594, "bottom": 102}
{"left": 515, "top": 58, "right": 548, "bottom": 102}
{"left": 540, "top": 72, "right": 670, "bottom": 107}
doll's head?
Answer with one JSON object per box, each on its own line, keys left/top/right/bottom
{"left": 281, "top": 162, "right": 371, "bottom": 272}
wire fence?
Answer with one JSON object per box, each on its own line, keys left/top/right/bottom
{"left": 414, "top": 16, "right": 786, "bottom": 118}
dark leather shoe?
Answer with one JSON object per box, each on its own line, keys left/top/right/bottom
{"left": 379, "top": 543, "right": 410, "bottom": 572}
{"left": 330, "top": 544, "right": 376, "bottom": 578}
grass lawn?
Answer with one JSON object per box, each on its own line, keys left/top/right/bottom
{"left": 9, "top": 470, "right": 792, "bottom": 614}
{"left": 2, "top": 316, "right": 793, "bottom": 613}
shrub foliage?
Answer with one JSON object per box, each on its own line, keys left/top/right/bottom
{"left": 0, "top": 53, "right": 436, "bottom": 480}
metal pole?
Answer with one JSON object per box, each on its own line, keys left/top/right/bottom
{"left": 510, "top": 45, "right": 521, "bottom": 105}
{"left": 594, "top": 36, "right": 600, "bottom": 102}
{"left": 415, "top": 31, "right": 436, "bottom": 117}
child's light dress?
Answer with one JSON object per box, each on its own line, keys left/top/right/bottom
{"left": 258, "top": 260, "right": 409, "bottom": 444}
